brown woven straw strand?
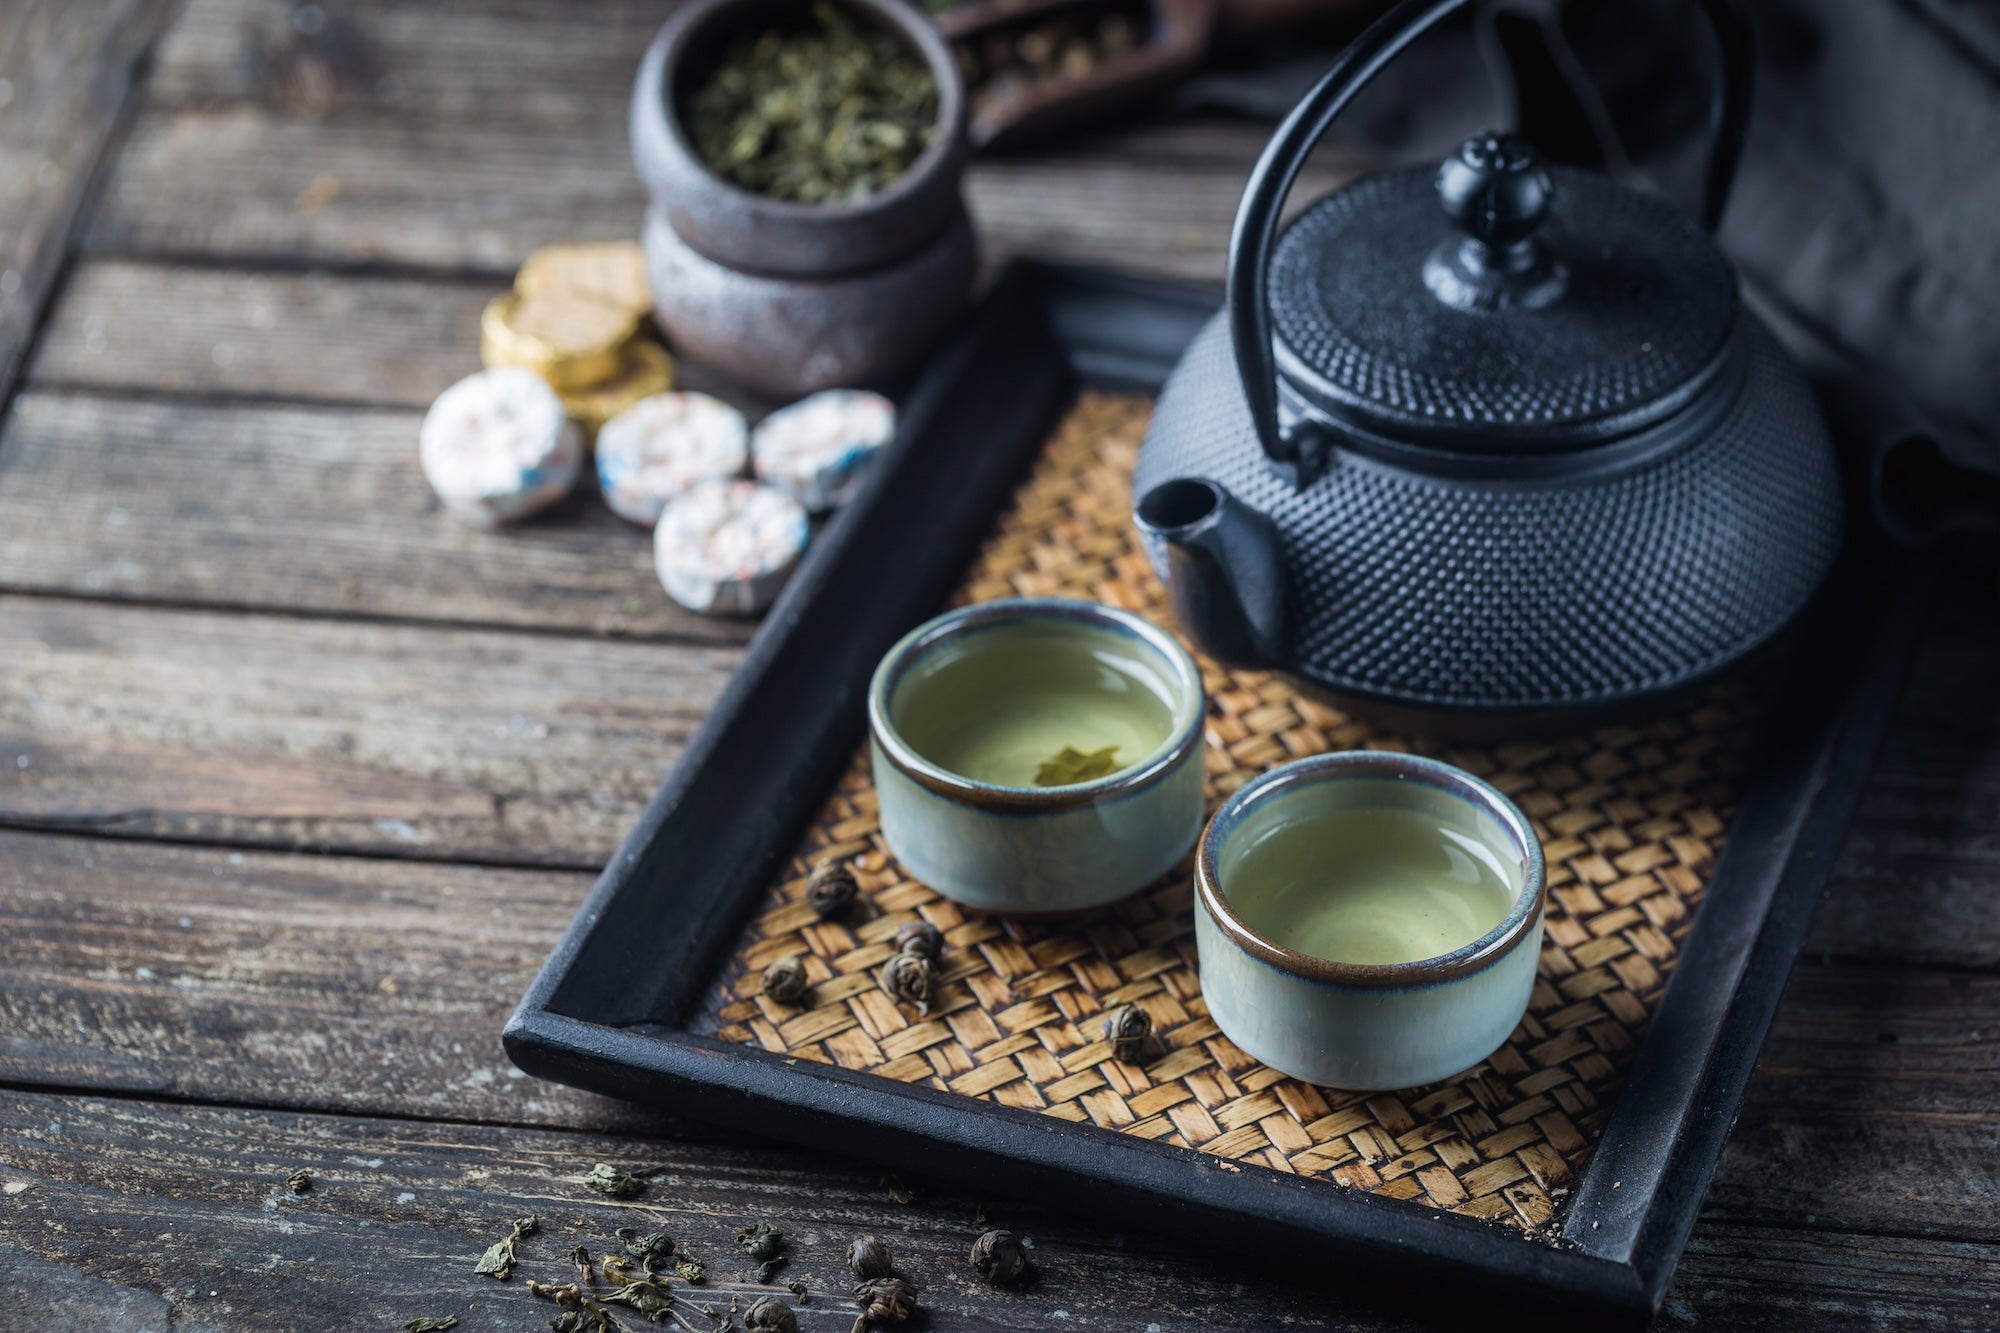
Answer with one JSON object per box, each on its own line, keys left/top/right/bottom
{"left": 693, "top": 393, "right": 1750, "bottom": 1230}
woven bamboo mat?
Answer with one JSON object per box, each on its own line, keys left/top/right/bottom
{"left": 691, "top": 392, "right": 1751, "bottom": 1230}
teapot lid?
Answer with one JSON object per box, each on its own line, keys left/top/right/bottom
{"left": 1267, "top": 134, "right": 1738, "bottom": 452}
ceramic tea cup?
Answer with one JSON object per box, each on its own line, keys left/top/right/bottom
{"left": 868, "top": 598, "right": 1207, "bottom": 913}
{"left": 1195, "top": 752, "right": 1546, "bottom": 1089}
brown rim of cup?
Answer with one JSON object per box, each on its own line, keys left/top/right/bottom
{"left": 1196, "top": 751, "right": 1547, "bottom": 990}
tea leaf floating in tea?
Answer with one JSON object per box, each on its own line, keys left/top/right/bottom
{"left": 686, "top": 1, "right": 938, "bottom": 204}
{"left": 474, "top": 1215, "right": 539, "bottom": 1280}
{"left": 1033, "top": 744, "right": 1120, "bottom": 786}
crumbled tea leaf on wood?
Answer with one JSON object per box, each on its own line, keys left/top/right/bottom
{"left": 758, "top": 1258, "right": 786, "bottom": 1283}
{"left": 1100, "top": 1001, "right": 1154, "bottom": 1063}
{"left": 403, "top": 1319, "right": 458, "bottom": 1332}
{"left": 674, "top": 1256, "right": 706, "bottom": 1283}
{"left": 786, "top": 1279, "right": 809, "bottom": 1302}
{"left": 845, "top": 1235, "right": 893, "bottom": 1279}
{"left": 686, "top": 0, "right": 939, "bottom": 204}
{"left": 883, "top": 1176, "right": 916, "bottom": 1205}
{"left": 599, "top": 1278, "right": 676, "bottom": 1322}
{"left": 736, "top": 1221, "right": 784, "bottom": 1261}
{"left": 474, "top": 1215, "right": 539, "bottom": 1280}
{"left": 969, "top": 1228, "right": 1028, "bottom": 1285}
{"left": 852, "top": 1276, "right": 918, "bottom": 1325}
{"left": 285, "top": 1167, "right": 313, "bottom": 1193}
{"left": 571, "top": 1244, "right": 595, "bottom": 1284}
{"left": 584, "top": 1163, "right": 647, "bottom": 1198}
{"left": 616, "top": 1226, "right": 676, "bottom": 1273}
{"left": 745, "top": 1295, "right": 798, "bottom": 1333}
{"left": 1034, "top": 744, "right": 1119, "bottom": 786}
{"left": 529, "top": 1280, "right": 587, "bottom": 1309}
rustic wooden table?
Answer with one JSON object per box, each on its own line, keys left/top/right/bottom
{"left": 2, "top": 1, "right": 1996, "bottom": 1328}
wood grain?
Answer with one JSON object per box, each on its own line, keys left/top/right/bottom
{"left": 0, "top": 829, "right": 675, "bottom": 1133}
{"left": 0, "top": 389, "right": 756, "bottom": 644}
{"left": 82, "top": 0, "right": 1361, "bottom": 279}
{"left": 2, "top": 1086, "right": 1995, "bottom": 1331}
{"left": 0, "top": 0, "right": 174, "bottom": 401}
{"left": 0, "top": 595, "right": 735, "bottom": 865}
{"left": 0, "top": 825, "right": 1994, "bottom": 1242}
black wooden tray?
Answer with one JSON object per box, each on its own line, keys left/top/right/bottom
{"left": 505, "top": 261, "right": 1921, "bottom": 1323}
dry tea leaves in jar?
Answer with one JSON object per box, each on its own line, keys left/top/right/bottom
{"left": 846, "top": 1235, "right": 894, "bottom": 1279}
{"left": 686, "top": 1, "right": 938, "bottom": 204}
{"left": 762, "top": 954, "right": 810, "bottom": 1004}
{"left": 806, "top": 862, "right": 860, "bottom": 918}
{"left": 969, "top": 1228, "right": 1027, "bottom": 1285}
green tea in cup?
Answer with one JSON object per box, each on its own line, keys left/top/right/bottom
{"left": 1225, "top": 799, "right": 1518, "bottom": 965}
{"left": 889, "top": 619, "right": 1177, "bottom": 787}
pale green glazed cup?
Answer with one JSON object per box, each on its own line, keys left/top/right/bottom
{"left": 868, "top": 598, "right": 1207, "bottom": 913}
{"left": 1195, "top": 752, "right": 1547, "bottom": 1090}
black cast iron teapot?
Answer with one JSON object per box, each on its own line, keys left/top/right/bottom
{"left": 1133, "top": 0, "right": 1844, "bottom": 728}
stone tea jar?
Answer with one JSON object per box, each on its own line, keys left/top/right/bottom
{"left": 631, "top": 0, "right": 976, "bottom": 399}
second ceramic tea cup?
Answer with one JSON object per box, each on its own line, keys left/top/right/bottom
{"left": 1196, "top": 751, "right": 1546, "bottom": 1090}
{"left": 869, "top": 598, "right": 1206, "bottom": 913}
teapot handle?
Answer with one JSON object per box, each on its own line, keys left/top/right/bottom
{"left": 1226, "top": 0, "right": 1754, "bottom": 465}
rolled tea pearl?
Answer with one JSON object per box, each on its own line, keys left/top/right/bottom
{"left": 653, "top": 479, "right": 809, "bottom": 616}
{"left": 419, "top": 366, "right": 582, "bottom": 529}
{"left": 750, "top": 389, "right": 896, "bottom": 512}
{"left": 596, "top": 391, "right": 750, "bottom": 527}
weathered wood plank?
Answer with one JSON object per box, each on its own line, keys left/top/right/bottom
{"left": 4, "top": 823, "right": 1998, "bottom": 1243}
{"left": 0, "top": 389, "right": 756, "bottom": 643}
{"left": 30, "top": 261, "right": 490, "bottom": 406}
{"left": 0, "top": 829, "right": 678, "bottom": 1132}
{"left": 0, "top": 0, "right": 174, "bottom": 402}
{"left": 80, "top": 0, "right": 1359, "bottom": 279}
{"left": 0, "top": 595, "right": 735, "bottom": 865}
{"left": 3, "top": 1087, "right": 1996, "bottom": 1331}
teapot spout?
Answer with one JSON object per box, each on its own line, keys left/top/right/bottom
{"left": 1135, "top": 479, "right": 1287, "bottom": 670}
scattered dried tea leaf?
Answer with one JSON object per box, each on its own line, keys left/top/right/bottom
{"left": 674, "top": 1256, "right": 706, "bottom": 1284}
{"left": 285, "top": 1167, "right": 313, "bottom": 1194}
{"left": 876, "top": 951, "right": 933, "bottom": 1015}
{"left": 786, "top": 1279, "right": 809, "bottom": 1302}
{"left": 1101, "top": 1002, "right": 1154, "bottom": 1063}
{"left": 745, "top": 1295, "right": 798, "bottom": 1332}
{"left": 970, "top": 1228, "right": 1028, "bottom": 1285}
{"left": 598, "top": 1278, "right": 676, "bottom": 1322}
{"left": 570, "top": 1244, "right": 595, "bottom": 1284}
{"left": 402, "top": 1319, "right": 457, "bottom": 1332}
{"left": 892, "top": 921, "right": 943, "bottom": 961}
{"left": 528, "top": 1279, "right": 587, "bottom": 1308}
{"left": 761, "top": 955, "right": 809, "bottom": 1004}
{"left": 583, "top": 1163, "right": 646, "bottom": 1198}
{"left": 852, "top": 1276, "right": 917, "bottom": 1325}
{"left": 805, "top": 862, "right": 859, "bottom": 918}
{"left": 736, "top": 1222, "right": 784, "bottom": 1261}
{"left": 846, "top": 1235, "right": 893, "bottom": 1279}
{"left": 1034, "top": 744, "right": 1119, "bottom": 786}
{"left": 615, "top": 1226, "right": 677, "bottom": 1274}
{"left": 474, "top": 1215, "right": 539, "bottom": 1280}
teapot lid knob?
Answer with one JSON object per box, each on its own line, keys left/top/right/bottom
{"left": 1435, "top": 133, "right": 1552, "bottom": 247}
